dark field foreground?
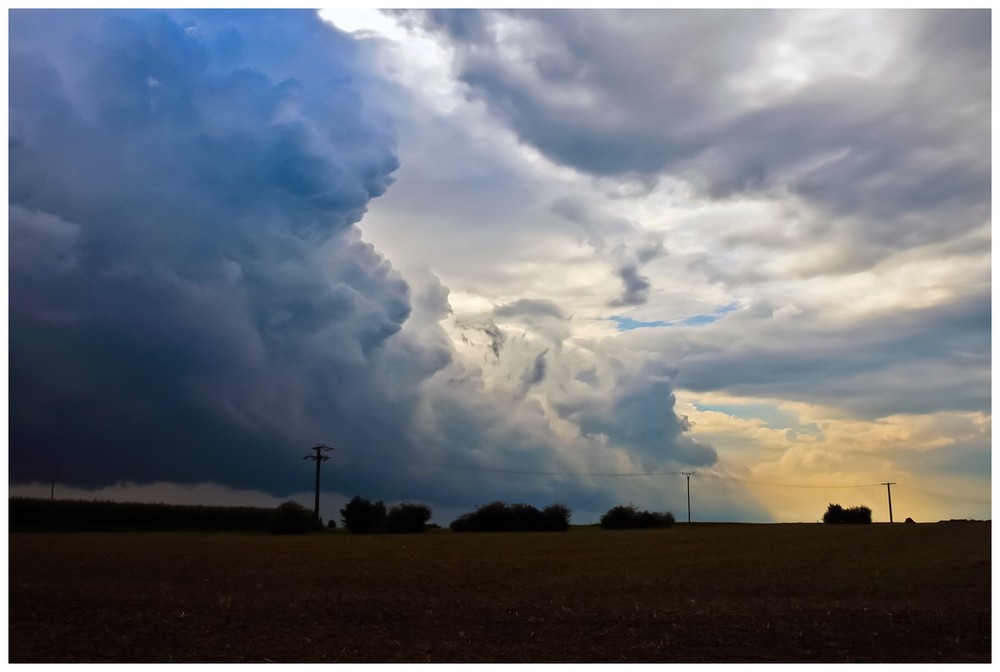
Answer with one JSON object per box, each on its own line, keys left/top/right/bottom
{"left": 9, "top": 522, "right": 990, "bottom": 663}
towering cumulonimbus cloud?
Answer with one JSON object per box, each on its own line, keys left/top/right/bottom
{"left": 10, "top": 9, "right": 719, "bottom": 518}
{"left": 9, "top": 9, "right": 413, "bottom": 492}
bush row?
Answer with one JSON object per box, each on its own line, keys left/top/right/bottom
{"left": 600, "top": 504, "right": 675, "bottom": 529}
{"left": 823, "top": 503, "right": 872, "bottom": 524}
{"left": 449, "top": 501, "right": 571, "bottom": 532}
{"left": 340, "top": 496, "right": 432, "bottom": 534}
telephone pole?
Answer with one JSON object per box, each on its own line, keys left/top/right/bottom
{"left": 303, "top": 444, "right": 333, "bottom": 522}
{"left": 882, "top": 482, "right": 896, "bottom": 523}
{"left": 681, "top": 471, "right": 695, "bottom": 523}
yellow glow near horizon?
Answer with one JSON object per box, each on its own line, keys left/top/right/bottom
{"left": 675, "top": 390, "right": 990, "bottom": 522}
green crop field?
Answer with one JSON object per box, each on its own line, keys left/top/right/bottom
{"left": 8, "top": 522, "right": 990, "bottom": 663}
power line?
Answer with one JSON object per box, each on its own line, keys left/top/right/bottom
{"left": 334, "top": 448, "right": 685, "bottom": 477}
{"left": 333, "top": 448, "right": 907, "bottom": 493}
{"left": 336, "top": 450, "right": 888, "bottom": 489}
{"left": 705, "top": 474, "right": 888, "bottom": 489}
{"left": 312, "top": 448, "right": 988, "bottom": 524}
{"left": 905, "top": 486, "right": 990, "bottom": 505}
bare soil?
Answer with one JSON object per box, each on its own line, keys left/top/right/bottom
{"left": 8, "top": 522, "right": 990, "bottom": 662}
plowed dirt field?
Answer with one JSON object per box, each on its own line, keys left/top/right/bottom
{"left": 8, "top": 522, "right": 990, "bottom": 662}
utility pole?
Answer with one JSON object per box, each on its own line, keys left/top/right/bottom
{"left": 882, "top": 482, "right": 896, "bottom": 523}
{"left": 303, "top": 444, "right": 333, "bottom": 522}
{"left": 681, "top": 471, "right": 695, "bottom": 523}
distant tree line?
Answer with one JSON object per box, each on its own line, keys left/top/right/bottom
{"left": 823, "top": 503, "right": 872, "bottom": 524}
{"left": 449, "top": 501, "right": 571, "bottom": 532}
{"left": 8, "top": 496, "right": 734, "bottom": 534}
{"left": 10, "top": 497, "right": 275, "bottom": 532}
{"left": 599, "top": 504, "right": 675, "bottom": 529}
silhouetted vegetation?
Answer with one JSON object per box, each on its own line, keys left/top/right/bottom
{"left": 541, "top": 504, "right": 572, "bottom": 531}
{"left": 599, "top": 504, "right": 675, "bottom": 529}
{"left": 823, "top": 503, "right": 872, "bottom": 524}
{"left": 385, "top": 502, "right": 433, "bottom": 533}
{"left": 269, "top": 501, "right": 316, "bottom": 535}
{"left": 340, "top": 496, "right": 388, "bottom": 533}
{"left": 337, "top": 497, "right": 435, "bottom": 534}
{"left": 449, "top": 501, "right": 571, "bottom": 532}
{"left": 9, "top": 497, "right": 275, "bottom": 531}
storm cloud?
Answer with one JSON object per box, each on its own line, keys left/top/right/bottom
{"left": 10, "top": 10, "right": 712, "bottom": 519}
{"left": 12, "top": 9, "right": 987, "bottom": 524}
{"left": 416, "top": 9, "right": 990, "bottom": 257}
{"left": 9, "top": 9, "right": 413, "bottom": 492}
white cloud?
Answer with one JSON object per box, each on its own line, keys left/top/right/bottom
{"left": 317, "top": 9, "right": 990, "bottom": 522}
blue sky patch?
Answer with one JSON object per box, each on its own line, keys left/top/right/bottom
{"left": 694, "top": 401, "right": 821, "bottom": 436}
{"left": 609, "top": 301, "right": 740, "bottom": 331}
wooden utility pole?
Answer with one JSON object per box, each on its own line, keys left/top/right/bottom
{"left": 882, "top": 482, "right": 896, "bottom": 523}
{"left": 681, "top": 471, "right": 695, "bottom": 523}
{"left": 303, "top": 444, "right": 333, "bottom": 521}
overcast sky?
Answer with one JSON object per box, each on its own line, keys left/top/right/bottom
{"left": 8, "top": 8, "right": 991, "bottom": 524}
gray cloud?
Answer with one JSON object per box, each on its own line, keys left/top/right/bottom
{"left": 494, "top": 298, "right": 564, "bottom": 320}
{"left": 491, "top": 298, "right": 572, "bottom": 349}
{"left": 480, "top": 320, "right": 508, "bottom": 360}
{"left": 415, "top": 9, "right": 780, "bottom": 176}
{"left": 608, "top": 263, "right": 652, "bottom": 307}
{"left": 418, "top": 9, "right": 990, "bottom": 258}
{"left": 520, "top": 349, "right": 549, "bottom": 393}
{"left": 550, "top": 194, "right": 666, "bottom": 306}
{"left": 553, "top": 355, "right": 717, "bottom": 469}
{"left": 669, "top": 290, "right": 991, "bottom": 419}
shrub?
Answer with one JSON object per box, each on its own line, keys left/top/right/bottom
{"left": 340, "top": 496, "right": 387, "bottom": 533}
{"left": 385, "top": 503, "right": 432, "bottom": 533}
{"left": 600, "top": 504, "right": 675, "bottom": 530}
{"left": 823, "top": 503, "right": 872, "bottom": 524}
{"left": 449, "top": 501, "right": 573, "bottom": 532}
{"left": 473, "top": 501, "right": 517, "bottom": 531}
{"left": 511, "top": 503, "right": 545, "bottom": 531}
{"left": 600, "top": 505, "right": 638, "bottom": 530}
{"left": 270, "top": 501, "right": 313, "bottom": 535}
{"left": 449, "top": 512, "right": 474, "bottom": 533}
{"left": 542, "top": 503, "right": 572, "bottom": 531}
{"left": 327, "top": 519, "right": 337, "bottom": 529}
